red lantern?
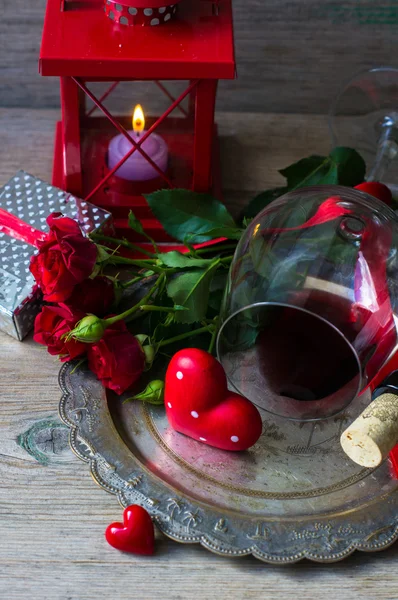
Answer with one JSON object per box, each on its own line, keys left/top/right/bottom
{"left": 39, "top": 0, "right": 235, "bottom": 242}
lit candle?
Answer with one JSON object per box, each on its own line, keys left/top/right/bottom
{"left": 107, "top": 105, "right": 169, "bottom": 181}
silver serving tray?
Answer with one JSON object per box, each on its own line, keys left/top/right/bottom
{"left": 59, "top": 361, "right": 398, "bottom": 564}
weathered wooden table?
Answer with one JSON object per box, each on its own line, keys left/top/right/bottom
{"left": 0, "top": 108, "right": 397, "bottom": 600}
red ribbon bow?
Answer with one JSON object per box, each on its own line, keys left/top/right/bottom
{"left": 0, "top": 208, "right": 47, "bottom": 247}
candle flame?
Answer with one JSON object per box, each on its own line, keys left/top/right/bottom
{"left": 133, "top": 104, "right": 145, "bottom": 133}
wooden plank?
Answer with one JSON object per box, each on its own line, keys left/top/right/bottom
{"left": 0, "top": 108, "right": 397, "bottom": 600}
{"left": 1, "top": 1, "right": 398, "bottom": 113}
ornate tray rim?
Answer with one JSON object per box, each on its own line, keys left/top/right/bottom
{"left": 58, "top": 362, "right": 398, "bottom": 564}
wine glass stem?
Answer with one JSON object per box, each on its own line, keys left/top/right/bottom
{"left": 367, "top": 122, "right": 398, "bottom": 182}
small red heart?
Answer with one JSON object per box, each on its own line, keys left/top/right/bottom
{"left": 105, "top": 505, "right": 155, "bottom": 555}
{"left": 165, "top": 348, "right": 262, "bottom": 451}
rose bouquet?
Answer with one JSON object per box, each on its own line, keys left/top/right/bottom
{"left": 31, "top": 204, "right": 239, "bottom": 398}
{"left": 31, "top": 147, "right": 394, "bottom": 402}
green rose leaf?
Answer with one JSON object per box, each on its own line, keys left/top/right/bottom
{"left": 242, "top": 216, "right": 253, "bottom": 227}
{"left": 249, "top": 235, "right": 277, "bottom": 279}
{"left": 279, "top": 147, "right": 365, "bottom": 190}
{"left": 242, "top": 147, "right": 366, "bottom": 220}
{"left": 157, "top": 251, "right": 212, "bottom": 269}
{"left": 128, "top": 210, "right": 145, "bottom": 235}
{"left": 145, "top": 189, "right": 236, "bottom": 243}
{"left": 281, "top": 155, "right": 339, "bottom": 189}
{"left": 329, "top": 147, "right": 366, "bottom": 186}
{"left": 208, "top": 270, "right": 228, "bottom": 312}
{"left": 279, "top": 155, "right": 327, "bottom": 188}
{"left": 166, "top": 262, "right": 219, "bottom": 323}
{"left": 243, "top": 187, "right": 288, "bottom": 220}
{"left": 96, "top": 245, "right": 111, "bottom": 263}
{"left": 189, "top": 226, "right": 244, "bottom": 242}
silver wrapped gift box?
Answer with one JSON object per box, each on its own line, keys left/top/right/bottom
{"left": 0, "top": 171, "right": 113, "bottom": 341}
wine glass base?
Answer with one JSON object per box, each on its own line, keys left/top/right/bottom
{"left": 329, "top": 67, "right": 398, "bottom": 186}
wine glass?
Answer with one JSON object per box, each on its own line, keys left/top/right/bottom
{"left": 329, "top": 67, "right": 398, "bottom": 191}
{"left": 216, "top": 185, "right": 398, "bottom": 421}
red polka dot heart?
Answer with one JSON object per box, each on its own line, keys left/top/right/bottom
{"left": 165, "top": 348, "right": 263, "bottom": 451}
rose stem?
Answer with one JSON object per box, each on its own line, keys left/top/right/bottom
{"left": 104, "top": 274, "right": 165, "bottom": 326}
{"left": 89, "top": 233, "right": 155, "bottom": 258}
{"left": 139, "top": 305, "right": 184, "bottom": 313}
{"left": 120, "top": 273, "right": 149, "bottom": 289}
{"left": 207, "top": 317, "right": 219, "bottom": 354}
{"left": 109, "top": 257, "right": 167, "bottom": 274}
{"left": 158, "top": 325, "right": 213, "bottom": 348}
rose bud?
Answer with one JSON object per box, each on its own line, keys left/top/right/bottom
{"left": 124, "top": 380, "right": 165, "bottom": 405}
{"left": 68, "top": 315, "right": 106, "bottom": 343}
{"left": 33, "top": 304, "right": 86, "bottom": 362}
{"left": 135, "top": 334, "right": 155, "bottom": 368}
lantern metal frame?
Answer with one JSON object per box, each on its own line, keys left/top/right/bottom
{"left": 39, "top": 0, "right": 235, "bottom": 241}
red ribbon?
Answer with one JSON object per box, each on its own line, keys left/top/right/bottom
{"left": 351, "top": 215, "right": 394, "bottom": 380}
{"left": 0, "top": 208, "right": 47, "bottom": 248}
{"left": 264, "top": 196, "right": 352, "bottom": 233}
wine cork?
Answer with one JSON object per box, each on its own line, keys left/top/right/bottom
{"left": 340, "top": 393, "right": 398, "bottom": 467}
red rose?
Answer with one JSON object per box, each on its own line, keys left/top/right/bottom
{"left": 33, "top": 304, "right": 87, "bottom": 362}
{"left": 87, "top": 320, "right": 145, "bottom": 395}
{"left": 66, "top": 277, "right": 115, "bottom": 317}
{"left": 30, "top": 213, "right": 98, "bottom": 302}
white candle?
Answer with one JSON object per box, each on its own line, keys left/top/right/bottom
{"left": 107, "top": 105, "right": 169, "bottom": 182}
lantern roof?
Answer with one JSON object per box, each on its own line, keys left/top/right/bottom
{"left": 39, "top": 0, "right": 235, "bottom": 80}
